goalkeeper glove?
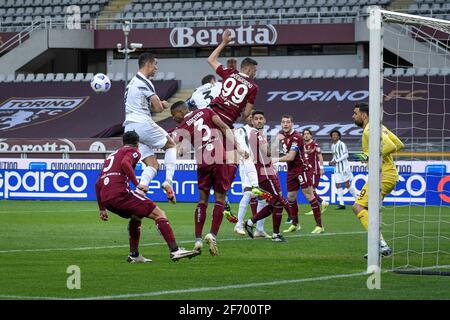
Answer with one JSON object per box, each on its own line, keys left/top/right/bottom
{"left": 349, "top": 153, "right": 369, "bottom": 162}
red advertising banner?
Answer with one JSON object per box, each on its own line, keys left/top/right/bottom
{"left": 95, "top": 23, "right": 355, "bottom": 49}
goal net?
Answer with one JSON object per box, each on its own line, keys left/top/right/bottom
{"left": 368, "top": 8, "right": 450, "bottom": 275}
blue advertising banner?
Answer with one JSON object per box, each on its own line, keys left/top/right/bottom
{"left": 1, "top": 160, "right": 449, "bottom": 206}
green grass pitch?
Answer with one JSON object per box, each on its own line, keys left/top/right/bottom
{"left": 0, "top": 200, "right": 449, "bottom": 300}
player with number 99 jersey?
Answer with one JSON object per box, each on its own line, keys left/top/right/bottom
{"left": 210, "top": 65, "right": 259, "bottom": 127}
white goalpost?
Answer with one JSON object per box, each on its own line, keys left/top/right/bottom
{"left": 368, "top": 7, "right": 450, "bottom": 275}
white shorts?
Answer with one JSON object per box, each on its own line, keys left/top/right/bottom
{"left": 239, "top": 164, "right": 251, "bottom": 189}
{"left": 333, "top": 170, "right": 354, "bottom": 184}
{"left": 124, "top": 121, "right": 168, "bottom": 159}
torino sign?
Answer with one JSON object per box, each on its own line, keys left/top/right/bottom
{"left": 169, "top": 25, "right": 278, "bottom": 47}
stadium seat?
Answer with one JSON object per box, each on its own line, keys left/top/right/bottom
{"left": 73, "top": 73, "right": 84, "bottom": 81}
{"left": 256, "top": 69, "right": 269, "bottom": 79}
{"left": 15, "top": 74, "right": 26, "bottom": 82}
{"left": 301, "top": 69, "right": 313, "bottom": 78}
{"left": 43, "top": 73, "right": 55, "bottom": 82}
{"left": 65, "top": 73, "right": 74, "bottom": 81}
{"left": 55, "top": 73, "right": 65, "bottom": 81}
{"left": 5, "top": 74, "right": 16, "bottom": 83}
{"left": 312, "top": 69, "right": 325, "bottom": 78}
{"left": 165, "top": 72, "right": 175, "bottom": 80}
{"left": 279, "top": 70, "right": 291, "bottom": 79}
{"left": 268, "top": 70, "right": 280, "bottom": 79}
{"left": 114, "top": 73, "right": 124, "bottom": 81}
{"left": 392, "top": 68, "right": 405, "bottom": 77}
{"left": 84, "top": 73, "right": 94, "bottom": 81}
{"left": 290, "top": 69, "right": 302, "bottom": 79}
{"left": 357, "top": 69, "right": 369, "bottom": 77}
{"left": 428, "top": 68, "right": 440, "bottom": 76}
{"left": 34, "top": 73, "right": 45, "bottom": 82}
{"left": 335, "top": 68, "right": 347, "bottom": 78}
{"left": 153, "top": 72, "right": 164, "bottom": 81}
{"left": 439, "top": 68, "right": 450, "bottom": 76}
{"left": 383, "top": 68, "right": 393, "bottom": 77}
{"left": 0, "top": 74, "right": 6, "bottom": 82}
{"left": 345, "top": 68, "right": 358, "bottom": 77}
{"left": 404, "top": 68, "right": 415, "bottom": 77}
{"left": 324, "top": 69, "right": 336, "bottom": 78}
{"left": 24, "top": 74, "right": 35, "bottom": 82}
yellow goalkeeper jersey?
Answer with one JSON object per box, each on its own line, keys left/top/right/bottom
{"left": 362, "top": 124, "right": 404, "bottom": 181}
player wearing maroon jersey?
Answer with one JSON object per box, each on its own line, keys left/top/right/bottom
{"left": 207, "top": 29, "right": 260, "bottom": 221}
{"left": 95, "top": 131, "right": 199, "bottom": 263}
{"left": 273, "top": 115, "right": 324, "bottom": 234}
{"left": 170, "top": 101, "right": 245, "bottom": 256}
{"left": 302, "top": 129, "right": 329, "bottom": 216}
{"left": 243, "top": 110, "right": 289, "bottom": 242}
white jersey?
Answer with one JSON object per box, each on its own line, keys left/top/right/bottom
{"left": 235, "top": 124, "right": 255, "bottom": 163}
{"left": 331, "top": 140, "right": 350, "bottom": 173}
{"left": 123, "top": 71, "right": 156, "bottom": 125}
{"left": 187, "top": 82, "right": 221, "bottom": 109}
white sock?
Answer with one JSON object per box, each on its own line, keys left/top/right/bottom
{"left": 238, "top": 191, "right": 252, "bottom": 226}
{"left": 256, "top": 200, "right": 266, "bottom": 232}
{"left": 164, "top": 147, "right": 176, "bottom": 184}
{"left": 242, "top": 160, "right": 259, "bottom": 187}
{"left": 348, "top": 185, "right": 358, "bottom": 198}
{"left": 337, "top": 187, "right": 344, "bottom": 206}
{"left": 140, "top": 166, "right": 157, "bottom": 186}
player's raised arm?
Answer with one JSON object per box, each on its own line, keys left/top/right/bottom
{"left": 207, "top": 29, "right": 232, "bottom": 71}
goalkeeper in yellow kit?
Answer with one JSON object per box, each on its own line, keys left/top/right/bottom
{"left": 351, "top": 102, "right": 404, "bottom": 257}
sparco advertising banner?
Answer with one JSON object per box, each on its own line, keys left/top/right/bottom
{"left": 0, "top": 81, "right": 178, "bottom": 138}
{"left": 1, "top": 159, "right": 449, "bottom": 206}
{"left": 94, "top": 24, "right": 354, "bottom": 49}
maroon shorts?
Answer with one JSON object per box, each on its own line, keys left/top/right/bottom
{"left": 197, "top": 164, "right": 230, "bottom": 193}
{"left": 286, "top": 170, "right": 313, "bottom": 192}
{"left": 312, "top": 173, "right": 321, "bottom": 189}
{"left": 259, "top": 176, "right": 284, "bottom": 206}
{"left": 103, "top": 190, "right": 156, "bottom": 219}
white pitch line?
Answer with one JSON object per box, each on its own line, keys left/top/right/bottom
{"left": 0, "top": 231, "right": 365, "bottom": 254}
{"left": 0, "top": 271, "right": 368, "bottom": 300}
{"left": 0, "top": 209, "right": 96, "bottom": 214}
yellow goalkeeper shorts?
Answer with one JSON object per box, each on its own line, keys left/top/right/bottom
{"left": 355, "top": 178, "right": 398, "bottom": 208}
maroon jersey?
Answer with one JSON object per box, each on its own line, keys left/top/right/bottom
{"left": 173, "top": 108, "right": 226, "bottom": 167}
{"left": 95, "top": 146, "right": 141, "bottom": 208}
{"left": 210, "top": 65, "right": 259, "bottom": 127}
{"left": 304, "top": 140, "right": 322, "bottom": 175}
{"left": 280, "top": 130, "right": 310, "bottom": 174}
{"left": 249, "top": 128, "right": 276, "bottom": 182}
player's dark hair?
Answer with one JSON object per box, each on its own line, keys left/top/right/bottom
{"left": 123, "top": 130, "right": 140, "bottom": 146}
{"left": 252, "top": 110, "right": 265, "bottom": 117}
{"left": 330, "top": 130, "right": 341, "bottom": 138}
{"left": 355, "top": 102, "right": 369, "bottom": 116}
{"left": 138, "top": 52, "right": 157, "bottom": 68}
{"left": 281, "top": 114, "right": 294, "bottom": 122}
{"left": 303, "top": 128, "right": 313, "bottom": 136}
{"left": 201, "top": 75, "right": 215, "bottom": 85}
{"left": 171, "top": 100, "right": 188, "bottom": 111}
{"left": 241, "top": 57, "right": 258, "bottom": 69}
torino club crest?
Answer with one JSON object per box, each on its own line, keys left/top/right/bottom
{"left": 0, "top": 97, "right": 89, "bottom": 131}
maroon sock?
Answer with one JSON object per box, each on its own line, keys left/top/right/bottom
{"left": 128, "top": 219, "right": 142, "bottom": 254}
{"left": 309, "top": 198, "right": 322, "bottom": 227}
{"left": 250, "top": 197, "right": 258, "bottom": 218}
{"left": 195, "top": 203, "right": 207, "bottom": 239}
{"left": 288, "top": 200, "right": 299, "bottom": 225}
{"left": 252, "top": 205, "right": 272, "bottom": 223}
{"left": 228, "top": 164, "right": 238, "bottom": 183}
{"left": 272, "top": 205, "right": 283, "bottom": 234}
{"left": 313, "top": 191, "right": 323, "bottom": 204}
{"left": 210, "top": 201, "right": 224, "bottom": 236}
{"left": 155, "top": 218, "right": 178, "bottom": 252}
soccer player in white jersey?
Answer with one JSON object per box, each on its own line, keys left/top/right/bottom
{"left": 234, "top": 114, "right": 270, "bottom": 238}
{"left": 123, "top": 52, "right": 177, "bottom": 203}
{"left": 330, "top": 130, "right": 357, "bottom": 209}
{"left": 186, "top": 75, "right": 222, "bottom": 110}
